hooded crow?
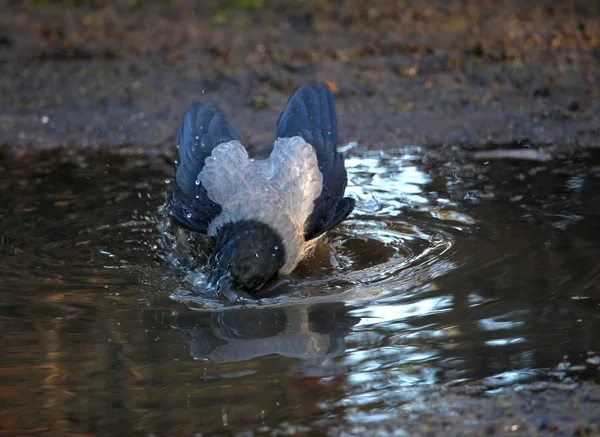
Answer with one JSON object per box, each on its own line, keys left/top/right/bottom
{"left": 169, "top": 84, "right": 355, "bottom": 297}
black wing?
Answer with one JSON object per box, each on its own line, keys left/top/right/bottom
{"left": 170, "top": 102, "right": 242, "bottom": 234}
{"left": 276, "top": 84, "right": 355, "bottom": 240}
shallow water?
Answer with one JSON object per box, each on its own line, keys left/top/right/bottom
{"left": 1, "top": 147, "right": 599, "bottom": 435}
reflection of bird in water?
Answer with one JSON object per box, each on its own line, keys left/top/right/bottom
{"left": 169, "top": 84, "right": 354, "bottom": 298}
{"left": 173, "top": 303, "right": 359, "bottom": 370}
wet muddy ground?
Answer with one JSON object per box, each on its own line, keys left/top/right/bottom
{"left": 1, "top": 0, "right": 599, "bottom": 153}
{"left": 1, "top": 0, "right": 600, "bottom": 436}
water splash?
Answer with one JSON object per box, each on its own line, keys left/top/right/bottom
{"left": 170, "top": 147, "right": 471, "bottom": 308}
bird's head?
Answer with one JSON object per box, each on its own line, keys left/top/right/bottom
{"left": 209, "top": 220, "right": 285, "bottom": 298}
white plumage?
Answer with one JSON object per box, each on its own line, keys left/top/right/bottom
{"left": 199, "top": 136, "right": 324, "bottom": 274}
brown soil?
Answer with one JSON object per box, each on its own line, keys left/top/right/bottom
{"left": 0, "top": 0, "right": 599, "bottom": 154}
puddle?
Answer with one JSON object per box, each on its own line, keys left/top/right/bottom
{"left": 1, "top": 147, "right": 599, "bottom": 435}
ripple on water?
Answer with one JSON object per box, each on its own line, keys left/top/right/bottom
{"left": 169, "top": 147, "right": 473, "bottom": 308}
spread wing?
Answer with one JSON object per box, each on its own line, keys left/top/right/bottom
{"left": 170, "top": 102, "right": 242, "bottom": 234}
{"left": 275, "top": 84, "right": 355, "bottom": 240}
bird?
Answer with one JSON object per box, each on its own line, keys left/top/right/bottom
{"left": 169, "top": 84, "right": 355, "bottom": 298}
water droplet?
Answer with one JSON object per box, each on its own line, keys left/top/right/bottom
{"left": 41, "top": 116, "right": 49, "bottom": 124}
{"left": 186, "top": 213, "right": 192, "bottom": 219}
{"left": 195, "top": 195, "right": 200, "bottom": 199}
{"left": 195, "top": 136, "right": 200, "bottom": 140}
{"left": 195, "top": 179, "right": 200, "bottom": 185}
{"left": 274, "top": 245, "right": 279, "bottom": 250}
{"left": 164, "top": 178, "right": 171, "bottom": 184}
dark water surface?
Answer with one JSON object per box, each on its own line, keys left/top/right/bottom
{"left": 1, "top": 147, "right": 599, "bottom": 436}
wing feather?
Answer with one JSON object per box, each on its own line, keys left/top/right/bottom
{"left": 170, "top": 102, "right": 242, "bottom": 233}
{"left": 276, "top": 84, "right": 354, "bottom": 240}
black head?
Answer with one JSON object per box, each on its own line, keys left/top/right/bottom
{"left": 209, "top": 220, "right": 285, "bottom": 296}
